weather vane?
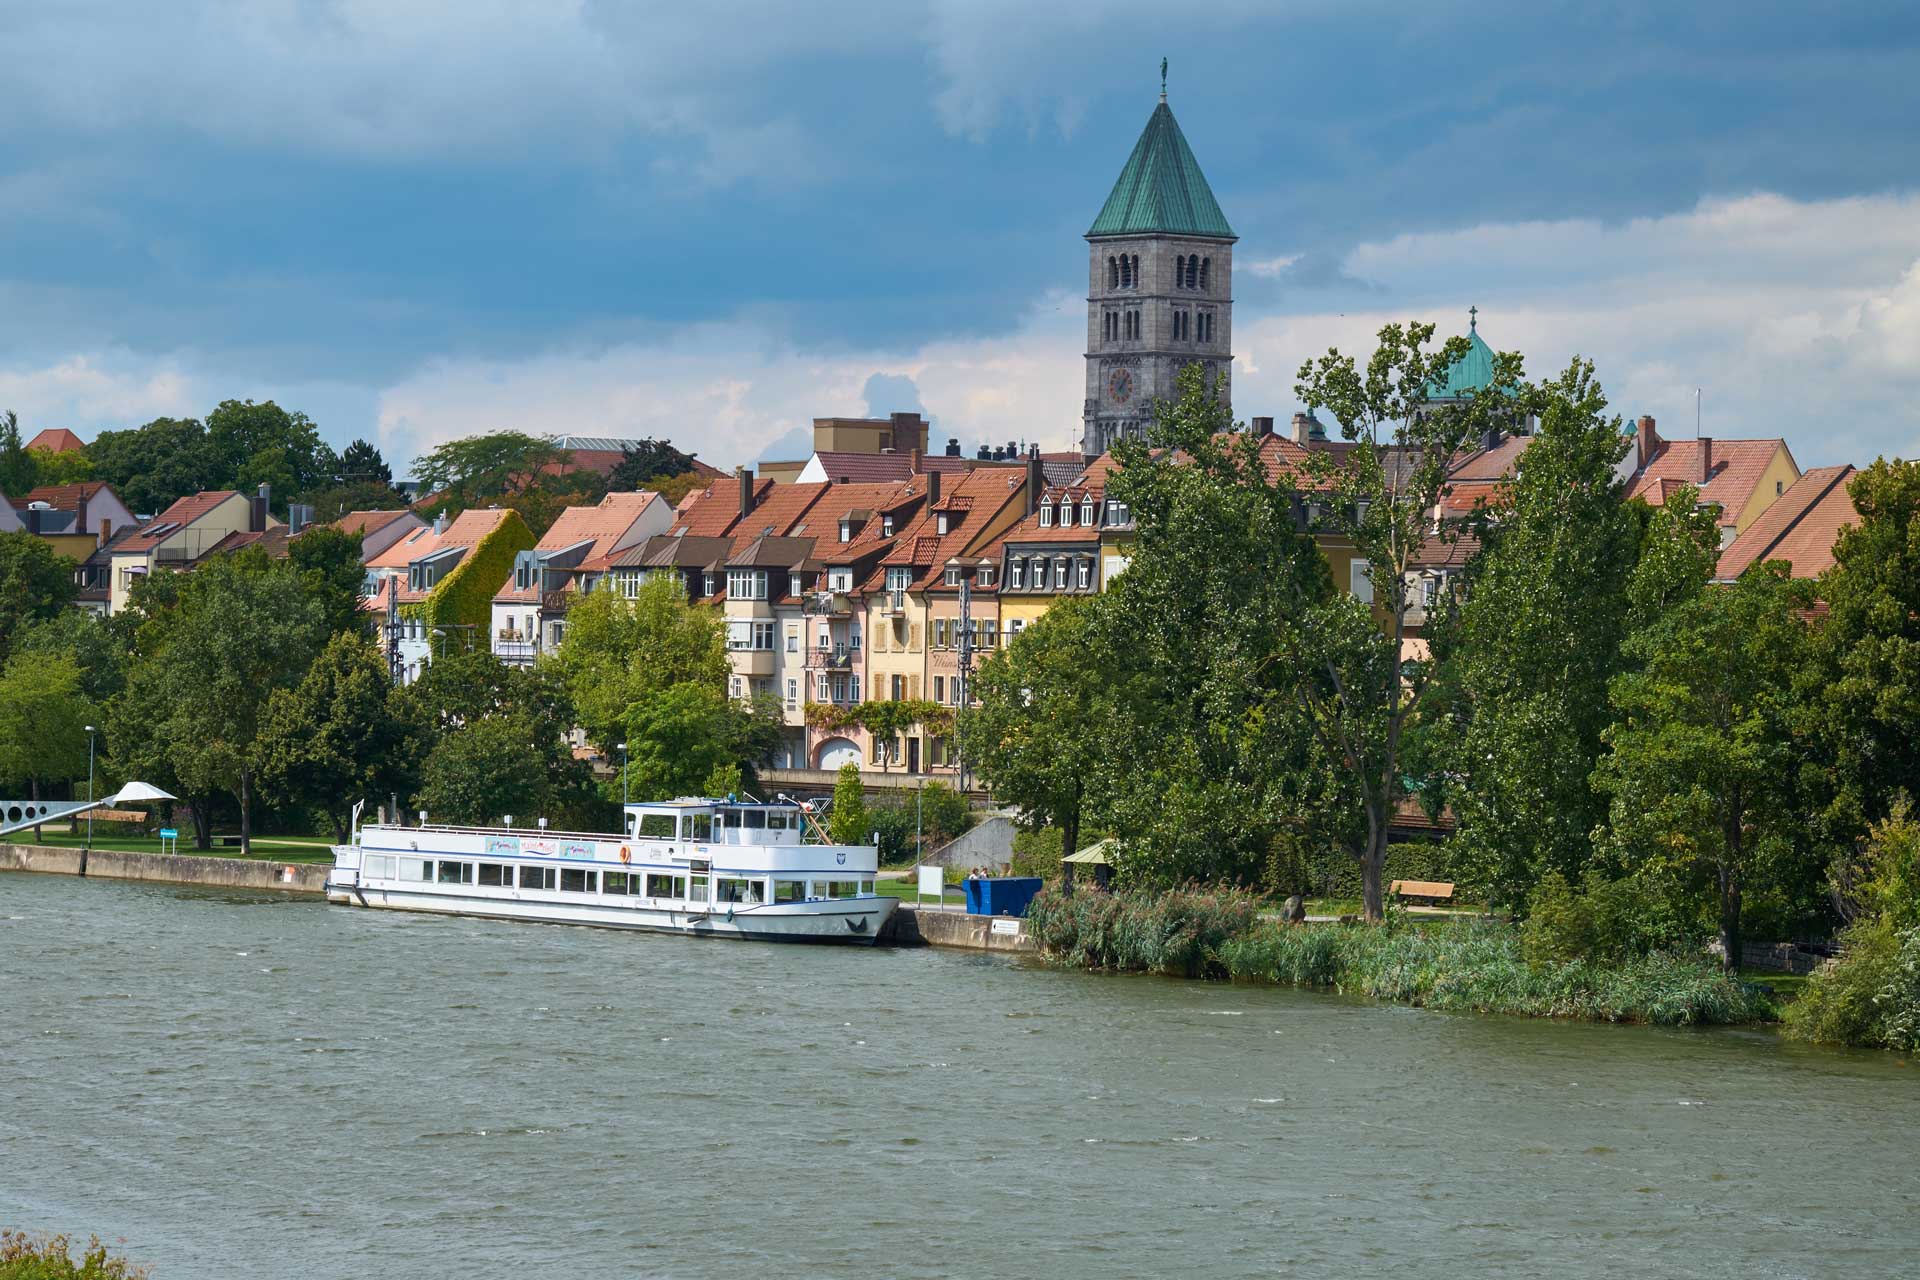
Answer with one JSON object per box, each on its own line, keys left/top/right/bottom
{"left": 1160, "top": 57, "right": 1168, "bottom": 102}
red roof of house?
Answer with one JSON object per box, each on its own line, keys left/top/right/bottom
{"left": 807, "top": 452, "right": 973, "bottom": 484}
{"left": 26, "top": 428, "right": 86, "bottom": 454}
{"left": 365, "top": 508, "right": 517, "bottom": 571}
{"left": 877, "top": 466, "right": 1025, "bottom": 589}
{"left": 535, "top": 490, "right": 661, "bottom": 555}
{"left": 1628, "top": 437, "right": 1790, "bottom": 527}
{"left": 331, "top": 509, "right": 415, "bottom": 537}
{"left": 1716, "top": 465, "right": 1858, "bottom": 580}
{"left": 116, "top": 491, "right": 243, "bottom": 552}
{"left": 670, "top": 478, "right": 777, "bottom": 538}
{"left": 11, "top": 480, "right": 118, "bottom": 512}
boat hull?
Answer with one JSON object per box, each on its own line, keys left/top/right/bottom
{"left": 325, "top": 879, "right": 897, "bottom": 945}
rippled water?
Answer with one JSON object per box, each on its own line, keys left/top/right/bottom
{"left": 2, "top": 873, "right": 1917, "bottom": 1278}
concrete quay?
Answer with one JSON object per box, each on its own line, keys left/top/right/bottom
{"left": 0, "top": 841, "right": 329, "bottom": 893}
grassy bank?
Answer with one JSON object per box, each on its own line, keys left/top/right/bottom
{"left": 7, "top": 831, "right": 335, "bottom": 863}
{"left": 1026, "top": 888, "right": 1776, "bottom": 1027}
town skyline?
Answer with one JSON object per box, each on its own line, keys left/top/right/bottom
{"left": 2, "top": 2, "right": 1916, "bottom": 476}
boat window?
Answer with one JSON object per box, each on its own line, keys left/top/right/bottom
{"left": 774, "top": 880, "right": 805, "bottom": 903}
{"left": 645, "top": 872, "right": 685, "bottom": 898}
{"left": 626, "top": 812, "right": 638, "bottom": 837}
{"left": 740, "top": 809, "right": 767, "bottom": 830}
{"left": 560, "top": 868, "right": 597, "bottom": 893}
{"left": 364, "top": 854, "right": 396, "bottom": 879}
{"left": 603, "top": 871, "right": 637, "bottom": 895}
{"left": 860, "top": 880, "right": 874, "bottom": 895}
{"left": 477, "top": 862, "right": 512, "bottom": 887}
{"left": 767, "top": 811, "right": 792, "bottom": 832}
{"left": 520, "top": 866, "right": 556, "bottom": 890}
{"left": 716, "top": 877, "right": 762, "bottom": 905}
{"left": 685, "top": 813, "right": 713, "bottom": 841}
{"left": 399, "top": 858, "right": 431, "bottom": 882}
{"left": 638, "top": 813, "right": 677, "bottom": 840}
{"left": 436, "top": 860, "right": 473, "bottom": 885}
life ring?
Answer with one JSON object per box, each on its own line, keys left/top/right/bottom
{"left": 619, "top": 846, "right": 631, "bottom": 864}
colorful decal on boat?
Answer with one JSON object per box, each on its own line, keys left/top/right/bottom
{"left": 523, "top": 838, "right": 558, "bottom": 858}
{"left": 563, "top": 841, "right": 595, "bottom": 860}
{"left": 485, "top": 836, "right": 521, "bottom": 856}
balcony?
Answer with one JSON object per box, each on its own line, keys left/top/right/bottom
{"left": 813, "top": 644, "right": 853, "bottom": 670}
{"left": 494, "top": 638, "right": 539, "bottom": 663}
{"left": 880, "top": 590, "right": 907, "bottom": 616}
{"left": 807, "top": 591, "right": 852, "bottom": 616}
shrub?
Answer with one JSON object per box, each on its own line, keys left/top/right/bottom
{"left": 916, "top": 782, "right": 974, "bottom": 844}
{"left": 826, "top": 763, "right": 867, "bottom": 847}
{"left": 1010, "top": 827, "right": 1065, "bottom": 879}
{"left": 1786, "top": 920, "right": 1920, "bottom": 1050}
{"left": 0, "top": 1231, "right": 148, "bottom": 1279}
{"left": 1024, "top": 886, "right": 1259, "bottom": 978}
{"left": 1522, "top": 870, "right": 1685, "bottom": 968}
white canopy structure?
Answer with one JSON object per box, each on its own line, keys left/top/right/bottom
{"left": 0, "top": 782, "right": 175, "bottom": 839}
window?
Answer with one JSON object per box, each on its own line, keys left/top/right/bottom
{"left": 1200, "top": 258, "right": 1210, "bottom": 290}
{"left": 477, "top": 862, "right": 511, "bottom": 887}
{"left": 436, "top": 860, "right": 473, "bottom": 885}
{"left": 1052, "top": 558, "right": 1069, "bottom": 590}
{"left": 937, "top": 513, "right": 950, "bottom": 535}
{"left": 786, "top": 629, "right": 799, "bottom": 652}
{"left": 828, "top": 567, "right": 852, "bottom": 592}
{"left": 1039, "top": 501, "right": 1052, "bottom": 527}
{"left": 786, "top": 678, "right": 798, "bottom": 705}
{"left": 364, "top": 854, "right": 397, "bottom": 880}
{"left": 1081, "top": 498, "right": 1094, "bottom": 525}
{"left": 850, "top": 625, "right": 861, "bottom": 649}
{"left": 890, "top": 674, "right": 905, "bottom": 700}
{"left": 645, "top": 872, "right": 687, "bottom": 899}
{"left": 1106, "top": 500, "right": 1129, "bottom": 526}
{"left": 1031, "top": 556, "right": 1048, "bottom": 589}
{"left": 1776, "top": 479, "right": 1785, "bottom": 496}
{"left": 638, "top": 813, "right": 678, "bottom": 840}
{"left": 979, "top": 566, "right": 995, "bottom": 588}
{"left": 775, "top": 879, "right": 806, "bottom": 903}
{"left": 560, "top": 867, "right": 597, "bottom": 894}
{"left": 1349, "top": 558, "right": 1374, "bottom": 604}
{"left": 1108, "top": 256, "right": 1119, "bottom": 289}
{"left": 1009, "top": 618, "right": 1026, "bottom": 637}
{"left": 934, "top": 618, "right": 949, "bottom": 647}
{"left": 789, "top": 572, "right": 803, "bottom": 597}
{"left": 603, "top": 871, "right": 641, "bottom": 896}
{"left": 933, "top": 675, "right": 945, "bottom": 703}
{"left": 816, "top": 672, "right": 831, "bottom": 699}
{"left": 1010, "top": 559, "right": 1025, "bottom": 590}
{"left": 838, "top": 519, "right": 853, "bottom": 543}
{"left": 849, "top": 674, "right": 860, "bottom": 702}
{"left": 727, "top": 570, "right": 767, "bottom": 600}
{"left": 882, "top": 515, "right": 895, "bottom": 537}
{"left": 885, "top": 567, "right": 912, "bottom": 592}
{"left": 726, "top": 621, "right": 752, "bottom": 651}
{"left": 1059, "top": 502, "right": 1073, "bottom": 528}
{"left": 939, "top": 565, "right": 958, "bottom": 586}
{"left": 519, "top": 865, "right": 556, "bottom": 890}
{"left": 754, "top": 622, "right": 775, "bottom": 650}
{"left": 1076, "top": 558, "right": 1092, "bottom": 590}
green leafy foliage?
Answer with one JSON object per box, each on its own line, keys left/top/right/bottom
{"left": 0, "top": 1230, "right": 149, "bottom": 1279}
{"left": 206, "top": 399, "right": 336, "bottom": 507}
{"left": 0, "top": 651, "right": 96, "bottom": 827}
{"left": 12, "top": 610, "right": 128, "bottom": 706}
{"left": 409, "top": 509, "right": 534, "bottom": 636}
{"left": 0, "top": 411, "right": 38, "bottom": 496}
{"left": 554, "top": 576, "right": 728, "bottom": 752}
{"left": 827, "top": 762, "right": 868, "bottom": 845}
{"left": 607, "top": 438, "right": 697, "bottom": 490}
{"left": 339, "top": 438, "right": 393, "bottom": 487}
{"left": 0, "top": 531, "right": 79, "bottom": 653}
{"left": 86, "top": 417, "right": 220, "bottom": 515}
{"left": 1520, "top": 870, "right": 1687, "bottom": 968}
{"left": 1025, "top": 886, "right": 1262, "bottom": 977}
{"left": 287, "top": 525, "right": 372, "bottom": 637}
{"left": 416, "top": 714, "right": 555, "bottom": 826}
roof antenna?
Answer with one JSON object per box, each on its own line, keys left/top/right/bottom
{"left": 1160, "top": 57, "right": 1168, "bottom": 103}
{"left": 1695, "top": 387, "right": 1702, "bottom": 440}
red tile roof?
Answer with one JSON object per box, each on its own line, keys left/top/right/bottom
{"left": 116, "top": 491, "right": 243, "bottom": 552}
{"left": 878, "top": 465, "right": 1026, "bottom": 589}
{"left": 534, "top": 490, "right": 661, "bottom": 556}
{"left": 11, "top": 481, "right": 118, "bottom": 512}
{"left": 1628, "top": 437, "right": 1791, "bottom": 528}
{"left": 669, "top": 478, "right": 776, "bottom": 538}
{"left": 331, "top": 508, "right": 415, "bottom": 537}
{"left": 26, "top": 427, "right": 86, "bottom": 454}
{"left": 1446, "top": 434, "right": 1532, "bottom": 482}
{"left": 364, "top": 508, "right": 517, "bottom": 571}
{"left": 1716, "top": 465, "right": 1858, "bottom": 580}
{"left": 806, "top": 452, "right": 974, "bottom": 484}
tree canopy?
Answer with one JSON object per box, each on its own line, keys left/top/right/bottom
{"left": 0, "top": 531, "right": 80, "bottom": 654}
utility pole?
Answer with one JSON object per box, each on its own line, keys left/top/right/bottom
{"left": 955, "top": 563, "right": 972, "bottom": 793}
{"left": 84, "top": 724, "right": 96, "bottom": 855}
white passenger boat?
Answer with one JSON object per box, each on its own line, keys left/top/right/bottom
{"left": 326, "top": 798, "right": 896, "bottom": 945}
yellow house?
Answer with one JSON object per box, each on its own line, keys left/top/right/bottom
{"left": 1625, "top": 415, "right": 1798, "bottom": 545}
{"left": 107, "top": 488, "right": 270, "bottom": 614}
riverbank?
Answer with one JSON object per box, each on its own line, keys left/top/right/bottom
{"left": 1026, "top": 887, "right": 1777, "bottom": 1027}
{"left": 0, "top": 842, "right": 329, "bottom": 893}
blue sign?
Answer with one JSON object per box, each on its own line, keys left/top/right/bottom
{"left": 158, "top": 828, "right": 178, "bottom": 839}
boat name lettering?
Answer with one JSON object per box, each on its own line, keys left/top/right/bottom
{"left": 523, "top": 838, "right": 558, "bottom": 857}
{"left": 485, "top": 836, "right": 521, "bottom": 856}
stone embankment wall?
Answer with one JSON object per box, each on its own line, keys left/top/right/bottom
{"left": 0, "top": 843, "right": 329, "bottom": 894}
{"left": 881, "top": 902, "right": 1037, "bottom": 954}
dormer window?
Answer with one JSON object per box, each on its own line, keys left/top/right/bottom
{"left": 1059, "top": 501, "right": 1073, "bottom": 528}
{"left": 839, "top": 519, "right": 852, "bottom": 543}
{"left": 882, "top": 515, "right": 895, "bottom": 537}
{"left": 943, "top": 566, "right": 961, "bottom": 586}
{"left": 789, "top": 572, "right": 803, "bottom": 597}
{"left": 1081, "top": 498, "right": 1095, "bottom": 525}
{"left": 937, "top": 513, "right": 949, "bottom": 535}
{"left": 1039, "top": 501, "right": 1053, "bottom": 528}
{"left": 1010, "top": 559, "right": 1025, "bottom": 590}
{"left": 979, "top": 566, "right": 995, "bottom": 588}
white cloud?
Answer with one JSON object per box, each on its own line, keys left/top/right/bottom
{"left": 0, "top": 352, "right": 199, "bottom": 428}
{"left": 1244, "top": 254, "right": 1302, "bottom": 279}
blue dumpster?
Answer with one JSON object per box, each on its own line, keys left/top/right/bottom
{"left": 965, "top": 876, "right": 1044, "bottom": 918}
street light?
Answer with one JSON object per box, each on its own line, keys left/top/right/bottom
{"left": 83, "top": 725, "right": 96, "bottom": 854}
{"left": 617, "top": 742, "right": 629, "bottom": 808}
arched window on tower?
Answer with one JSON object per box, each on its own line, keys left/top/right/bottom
{"left": 1119, "top": 256, "right": 1130, "bottom": 288}
{"left": 1130, "top": 254, "right": 1140, "bottom": 287}
{"left": 1108, "top": 257, "right": 1119, "bottom": 289}
{"left": 1200, "top": 258, "right": 1210, "bottom": 290}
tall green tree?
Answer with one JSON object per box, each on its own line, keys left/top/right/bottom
{"left": 256, "top": 632, "right": 427, "bottom": 841}
{"left": 1595, "top": 563, "right": 1818, "bottom": 971}
{"left": 607, "top": 438, "right": 697, "bottom": 491}
{"left": 288, "top": 524, "right": 371, "bottom": 636}
{"left": 553, "top": 576, "right": 729, "bottom": 753}
{"left": 827, "top": 762, "right": 869, "bottom": 846}
{"left": 0, "top": 651, "right": 95, "bottom": 840}
{"left": 206, "top": 399, "right": 336, "bottom": 504}
{"left": 1095, "top": 364, "right": 1341, "bottom": 889}
{"left": 962, "top": 596, "right": 1111, "bottom": 862}
{"left": 13, "top": 610, "right": 129, "bottom": 706}
{"left": 0, "top": 531, "right": 79, "bottom": 653}
{"left": 88, "top": 417, "right": 219, "bottom": 515}
{"left": 1435, "top": 359, "right": 1643, "bottom": 909}
{"left": 0, "top": 410, "right": 39, "bottom": 497}
{"left": 1809, "top": 459, "right": 1920, "bottom": 841}
{"left": 113, "top": 552, "right": 325, "bottom": 852}
{"left": 416, "top": 715, "right": 553, "bottom": 826}
{"left": 1293, "top": 320, "right": 1524, "bottom": 920}
{"left": 411, "top": 430, "right": 567, "bottom": 506}
{"left": 339, "top": 438, "right": 394, "bottom": 486}
{"left": 28, "top": 447, "right": 95, "bottom": 487}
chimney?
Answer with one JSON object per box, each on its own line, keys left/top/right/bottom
{"left": 910, "top": 447, "right": 923, "bottom": 475}
{"left": 1025, "top": 451, "right": 1043, "bottom": 517}
{"left": 1697, "top": 436, "right": 1713, "bottom": 485}
{"left": 434, "top": 512, "right": 448, "bottom": 535}
{"left": 927, "top": 470, "right": 942, "bottom": 508}
{"left": 945, "top": 437, "right": 961, "bottom": 458}
{"left": 1635, "top": 416, "right": 1659, "bottom": 470}
{"left": 891, "top": 411, "right": 924, "bottom": 452}
{"left": 23, "top": 507, "right": 38, "bottom": 535}
{"left": 1481, "top": 426, "right": 1502, "bottom": 454}
{"left": 1292, "top": 413, "right": 1316, "bottom": 445}
{"left": 75, "top": 493, "right": 89, "bottom": 535}
{"left": 1251, "top": 416, "right": 1274, "bottom": 439}
{"left": 737, "top": 466, "right": 755, "bottom": 519}
{"left": 977, "top": 444, "right": 991, "bottom": 460}
{"left": 98, "top": 517, "right": 111, "bottom": 549}
{"left": 251, "top": 482, "right": 269, "bottom": 533}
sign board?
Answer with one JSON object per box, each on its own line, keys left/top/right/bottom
{"left": 916, "top": 864, "right": 945, "bottom": 902}
{"left": 158, "top": 828, "right": 178, "bottom": 839}
{"left": 990, "top": 918, "right": 1022, "bottom": 937}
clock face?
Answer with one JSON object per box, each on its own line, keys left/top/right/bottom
{"left": 1107, "top": 368, "right": 1135, "bottom": 404}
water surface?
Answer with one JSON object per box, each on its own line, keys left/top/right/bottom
{"left": 2, "top": 873, "right": 1914, "bottom": 1278}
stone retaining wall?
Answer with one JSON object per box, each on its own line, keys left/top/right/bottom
{"left": 881, "top": 902, "right": 1036, "bottom": 954}
{"left": 0, "top": 843, "right": 330, "bottom": 894}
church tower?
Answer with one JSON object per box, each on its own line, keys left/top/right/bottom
{"left": 1082, "top": 70, "right": 1235, "bottom": 458}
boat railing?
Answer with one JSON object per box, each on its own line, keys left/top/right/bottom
{"left": 364, "top": 821, "right": 630, "bottom": 844}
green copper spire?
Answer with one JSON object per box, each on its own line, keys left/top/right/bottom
{"left": 1428, "top": 308, "right": 1498, "bottom": 398}
{"left": 1086, "top": 88, "right": 1235, "bottom": 241}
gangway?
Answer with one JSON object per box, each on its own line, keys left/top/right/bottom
{"left": 0, "top": 782, "right": 175, "bottom": 840}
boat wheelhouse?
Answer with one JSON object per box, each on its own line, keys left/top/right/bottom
{"left": 326, "top": 798, "right": 895, "bottom": 944}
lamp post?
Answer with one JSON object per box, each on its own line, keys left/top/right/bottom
{"left": 618, "top": 741, "right": 629, "bottom": 808}
{"left": 84, "top": 724, "right": 96, "bottom": 854}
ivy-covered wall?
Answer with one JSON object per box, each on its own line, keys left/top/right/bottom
{"left": 402, "top": 510, "right": 536, "bottom": 636}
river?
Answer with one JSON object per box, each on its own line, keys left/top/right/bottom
{"left": 2, "top": 873, "right": 1915, "bottom": 1278}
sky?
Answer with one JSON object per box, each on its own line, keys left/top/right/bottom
{"left": 2, "top": 0, "right": 1917, "bottom": 478}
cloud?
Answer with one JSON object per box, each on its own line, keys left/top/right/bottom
{"left": 0, "top": 352, "right": 199, "bottom": 428}
{"left": 861, "top": 373, "right": 927, "bottom": 419}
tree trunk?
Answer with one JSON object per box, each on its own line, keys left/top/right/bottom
{"left": 1719, "top": 811, "right": 1744, "bottom": 974}
{"left": 30, "top": 775, "right": 42, "bottom": 843}
{"left": 1359, "top": 799, "right": 1389, "bottom": 923}
{"left": 190, "top": 798, "right": 212, "bottom": 850}
{"left": 1060, "top": 808, "right": 1080, "bottom": 895}
{"left": 331, "top": 812, "right": 349, "bottom": 844}
{"left": 239, "top": 768, "right": 252, "bottom": 857}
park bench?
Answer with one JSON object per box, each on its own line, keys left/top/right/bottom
{"left": 1390, "top": 879, "right": 1456, "bottom": 907}
{"left": 76, "top": 808, "right": 145, "bottom": 823}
